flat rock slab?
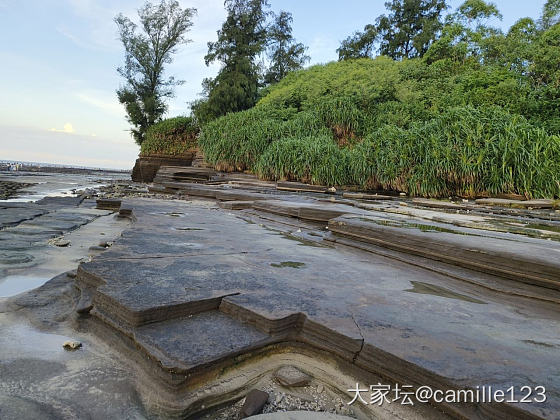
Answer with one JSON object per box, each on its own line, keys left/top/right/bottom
{"left": 218, "top": 200, "right": 255, "bottom": 210}
{"left": 79, "top": 199, "right": 560, "bottom": 418}
{"left": 276, "top": 182, "right": 328, "bottom": 193}
{"left": 215, "top": 190, "right": 270, "bottom": 202}
{"left": 0, "top": 205, "right": 46, "bottom": 228}
{"left": 96, "top": 199, "right": 121, "bottom": 210}
{"left": 36, "top": 196, "right": 85, "bottom": 207}
{"left": 475, "top": 198, "right": 558, "bottom": 209}
{"left": 328, "top": 214, "right": 560, "bottom": 291}
{"left": 134, "top": 311, "right": 269, "bottom": 369}
{"left": 253, "top": 200, "right": 361, "bottom": 222}
{"left": 342, "top": 192, "right": 395, "bottom": 200}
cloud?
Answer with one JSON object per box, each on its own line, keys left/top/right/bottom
{"left": 76, "top": 92, "right": 124, "bottom": 117}
{"left": 49, "top": 123, "right": 75, "bottom": 133}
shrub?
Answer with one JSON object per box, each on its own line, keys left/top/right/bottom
{"left": 255, "top": 135, "right": 353, "bottom": 185}
{"left": 141, "top": 117, "right": 199, "bottom": 156}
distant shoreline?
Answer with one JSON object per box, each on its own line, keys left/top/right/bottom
{"left": 0, "top": 161, "right": 131, "bottom": 175}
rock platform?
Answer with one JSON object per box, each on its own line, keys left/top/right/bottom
{"left": 74, "top": 173, "right": 560, "bottom": 419}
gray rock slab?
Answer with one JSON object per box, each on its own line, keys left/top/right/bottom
{"left": 328, "top": 214, "right": 560, "bottom": 290}
{"left": 0, "top": 206, "right": 45, "bottom": 228}
{"left": 134, "top": 311, "right": 269, "bottom": 369}
{"left": 78, "top": 198, "right": 560, "bottom": 418}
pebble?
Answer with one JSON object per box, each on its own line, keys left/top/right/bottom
{"left": 317, "top": 384, "right": 324, "bottom": 393}
{"left": 274, "top": 366, "right": 312, "bottom": 388}
{"left": 53, "top": 239, "right": 71, "bottom": 247}
{"left": 239, "top": 389, "right": 269, "bottom": 418}
{"left": 63, "top": 341, "right": 82, "bottom": 350}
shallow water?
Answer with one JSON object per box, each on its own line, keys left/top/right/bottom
{"left": 0, "top": 274, "right": 53, "bottom": 298}
{"left": 0, "top": 171, "right": 129, "bottom": 202}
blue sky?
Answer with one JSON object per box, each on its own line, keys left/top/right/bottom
{"left": 0, "top": 0, "right": 547, "bottom": 169}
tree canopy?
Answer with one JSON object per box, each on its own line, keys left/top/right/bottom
{"left": 191, "top": 0, "right": 269, "bottom": 125}
{"left": 115, "top": 0, "right": 196, "bottom": 145}
{"left": 264, "top": 11, "right": 310, "bottom": 85}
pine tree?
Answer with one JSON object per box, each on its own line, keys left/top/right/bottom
{"left": 115, "top": 1, "right": 196, "bottom": 145}
{"left": 193, "top": 0, "right": 269, "bottom": 124}
{"left": 264, "top": 11, "right": 309, "bottom": 84}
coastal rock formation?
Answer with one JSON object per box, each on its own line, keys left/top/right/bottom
{"left": 131, "top": 153, "right": 196, "bottom": 183}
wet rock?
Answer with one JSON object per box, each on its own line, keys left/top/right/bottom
{"left": 88, "top": 245, "right": 106, "bottom": 252}
{"left": 274, "top": 366, "right": 311, "bottom": 388}
{"left": 53, "top": 239, "right": 71, "bottom": 247}
{"left": 63, "top": 341, "right": 82, "bottom": 350}
{"left": 76, "top": 288, "right": 94, "bottom": 315}
{"left": 240, "top": 389, "right": 269, "bottom": 418}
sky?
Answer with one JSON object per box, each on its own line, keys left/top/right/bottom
{"left": 0, "top": 0, "right": 547, "bottom": 169}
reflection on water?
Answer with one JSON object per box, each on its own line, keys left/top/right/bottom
{"left": 0, "top": 322, "right": 73, "bottom": 360}
{"left": 0, "top": 275, "right": 50, "bottom": 298}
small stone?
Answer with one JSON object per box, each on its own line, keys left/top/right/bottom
{"left": 63, "top": 341, "right": 82, "bottom": 350}
{"left": 399, "top": 192, "right": 406, "bottom": 197}
{"left": 274, "top": 365, "right": 312, "bottom": 388}
{"left": 317, "top": 384, "right": 324, "bottom": 394}
{"left": 327, "top": 187, "right": 337, "bottom": 193}
{"left": 53, "top": 239, "right": 70, "bottom": 247}
{"left": 239, "top": 389, "right": 268, "bottom": 418}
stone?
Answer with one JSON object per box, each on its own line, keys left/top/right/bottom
{"left": 53, "top": 239, "right": 71, "bottom": 247}
{"left": 239, "top": 389, "right": 269, "bottom": 418}
{"left": 274, "top": 366, "right": 312, "bottom": 388}
{"left": 317, "top": 384, "right": 324, "bottom": 394}
{"left": 63, "top": 341, "right": 82, "bottom": 350}
{"left": 96, "top": 198, "right": 121, "bottom": 211}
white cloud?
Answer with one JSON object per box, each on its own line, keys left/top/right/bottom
{"left": 49, "top": 123, "right": 75, "bottom": 133}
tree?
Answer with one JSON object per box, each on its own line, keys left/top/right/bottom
{"left": 264, "top": 11, "right": 310, "bottom": 84}
{"left": 337, "top": 24, "right": 378, "bottom": 60}
{"left": 424, "top": 0, "right": 502, "bottom": 64}
{"left": 376, "top": 0, "right": 448, "bottom": 59}
{"left": 540, "top": 0, "right": 560, "bottom": 29}
{"left": 194, "top": 0, "right": 269, "bottom": 124}
{"left": 115, "top": 1, "right": 196, "bottom": 145}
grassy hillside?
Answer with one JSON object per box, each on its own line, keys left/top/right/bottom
{"left": 199, "top": 57, "right": 560, "bottom": 198}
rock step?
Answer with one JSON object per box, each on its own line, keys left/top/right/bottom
{"left": 252, "top": 200, "right": 360, "bottom": 223}
{"left": 475, "top": 198, "right": 559, "bottom": 209}
{"left": 132, "top": 310, "right": 271, "bottom": 371}
{"left": 328, "top": 214, "right": 560, "bottom": 291}
{"left": 276, "top": 182, "right": 329, "bottom": 193}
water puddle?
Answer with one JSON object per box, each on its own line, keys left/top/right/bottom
{"left": 0, "top": 321, "right": 74, "bottom": 360}
{"left": 270, "top": 261, "right": 306, "bottom": 268}
{"left": 0, "top": 275, "right": 50, "bottom": 298}
{"left": 405, "top": 281, "right": 486, "bottom": 304}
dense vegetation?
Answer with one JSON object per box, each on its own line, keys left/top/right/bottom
{"left": 197, "top": 0, "right": 560, "bottom": 198}
{"left": 140, "top": 117, "right": 199, "bottom": 156}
